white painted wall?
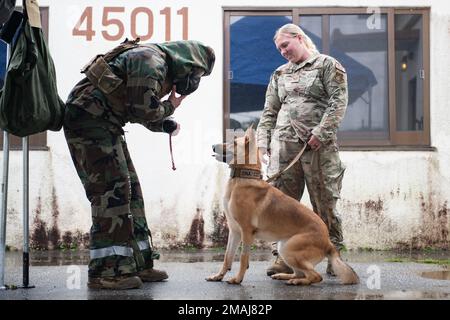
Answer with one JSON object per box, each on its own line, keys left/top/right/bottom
{"left": 2, "top": 0, "right": 449, "bottom": 250}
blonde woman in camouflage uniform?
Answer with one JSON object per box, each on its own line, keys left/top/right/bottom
{"left": 64, "top": 40, "right": 215, "bottom": 289}
{"left": 256, "top": 24, "right": 347, "bottom": 277}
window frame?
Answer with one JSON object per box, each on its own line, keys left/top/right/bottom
{"left": 223, "top": 7, "right": 431, "bottom": 148}
{"left": 0, "top": 7, "right": 49, "bottom": 150}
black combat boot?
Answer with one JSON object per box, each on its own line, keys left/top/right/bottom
{"left": 137, "top": 268, "right": 169, "bottom": 282}
{"left": 88, "top": 275, "right": 143, "bottom": 290}
{"left": 266, "top": 255, "right": 294, "bottom": 276}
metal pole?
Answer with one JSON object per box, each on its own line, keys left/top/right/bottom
{"left": 0, "top": 45, "right": 11, "bottom": 290}
{"left": 22, "top": 136, "right": 30, "bottom": 287}
{"left": 0, "top": 132, "right": 9, "bottom": 290}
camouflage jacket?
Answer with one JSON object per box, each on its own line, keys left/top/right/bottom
{"left": 256, "top": 53, "right": 348, "bottom": 149}
{"left": 66, "top": 40, "right": 215, "bottom": 133}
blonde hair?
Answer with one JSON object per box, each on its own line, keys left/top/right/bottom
{"left": 274, "top": 23, "right": 319, "bottom": 54}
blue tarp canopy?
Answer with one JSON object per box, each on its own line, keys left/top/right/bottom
{"left": 0, "top": 41, "right": 6, "bottom": 87}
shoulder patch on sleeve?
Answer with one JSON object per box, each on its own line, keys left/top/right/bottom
{"left": 334, "top": 71, "right": 345, "bottom": 84}
{"left": 335, "top": 61, "right": 346, "bottom": 74}
{"left": 333, "top": 60, "right": 346, "bottom": 84}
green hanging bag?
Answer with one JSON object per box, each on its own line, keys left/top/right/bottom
{"left": 0, "top": 7, "right": 65, "bottom": 137}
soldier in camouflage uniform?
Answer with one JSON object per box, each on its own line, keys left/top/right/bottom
{"left": 64, "top": 39, "right": 215, "bottom": 290}
{"left": 256, "top": 24, "right": 347, "bottom": 277}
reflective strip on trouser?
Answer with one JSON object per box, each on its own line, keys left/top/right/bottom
{"left": 90, "top": 245, "right": 134, "bottom": 259}
{"left": 137, "top": 240, "right": 150, "bottom": 251}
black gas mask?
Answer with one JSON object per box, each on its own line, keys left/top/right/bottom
{"left": 174, "top": 68, "right": 205, "bottom": 96}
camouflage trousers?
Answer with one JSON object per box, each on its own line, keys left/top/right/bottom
{"left": 267, "top": 138, "right": 345, "bottom": 253}
{"left": 64, "top": 105, "right": 156, "bottom": 278}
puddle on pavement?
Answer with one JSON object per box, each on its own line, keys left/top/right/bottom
{"left": 420, "top": 270, "right": 450, "bottom": 280}
{"left": 4, "top": 249, "right": 448, "bottom": 267}
{"left": 5, "top": 250, "right": 273, "bottom": 266}
{"left": 358, "top": 290, "right": 450, "bottom": 299}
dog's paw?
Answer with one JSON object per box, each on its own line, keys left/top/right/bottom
{"left": 271, "top": 273, "right": 294, "bottom": 280}
{"left": 287, "top": 278, "right": 311, "bottom": 285}
{"left": 271, "top": 274, "right": 281, "bottom": 280}
{"left": 206, "top": 274, "right": 224, "bottom": 282}
{"left": 226, "top": 277, "right": 242, "bottom": 285}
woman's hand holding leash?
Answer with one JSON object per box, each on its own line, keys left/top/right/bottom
{"left": 307, "top": 135, "right": 322, "bottom": 151}
{"left": 258, "top": 147, "right": 270, "bottom": 164}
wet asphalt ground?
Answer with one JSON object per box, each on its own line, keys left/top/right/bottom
{"left": 0, "top": 249, "right": 449, "bottom": 300}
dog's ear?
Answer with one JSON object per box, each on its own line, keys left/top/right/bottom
{"left": 245, "top": 124, "right": 256, "bottom": 142}
{"left": 245, "top": 123, "right": 254, "bottom": 135}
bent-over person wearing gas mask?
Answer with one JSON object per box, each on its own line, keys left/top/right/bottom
{"left": 64, "top": 39, "right": 215, "bottom": 290}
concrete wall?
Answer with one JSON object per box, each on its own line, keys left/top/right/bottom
{"left": 1, "top": 0, "right": 449, "bottom": 250}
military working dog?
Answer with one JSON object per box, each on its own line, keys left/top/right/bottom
{"left": 207, "top": 126, "right": 359, "bottom": 285}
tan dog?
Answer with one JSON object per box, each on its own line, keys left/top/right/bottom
{"left": 207, "top": 126, "right": 359, "bottom": 285}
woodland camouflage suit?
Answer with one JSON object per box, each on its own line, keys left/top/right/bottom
{"left": 64, "top": 40, "right": 215, "bottom": 279}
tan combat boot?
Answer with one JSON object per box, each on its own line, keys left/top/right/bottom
{"left": 326, "top": 260, "right": 336, "bottom": 276}
{"left": 87, "top": 275, "right": 143, "bottom": 290}
{"left": 137, "top": 268, "right": 169, "bottom": 282}
{"left": 327, "top": 248, "right": 341, "bottom": 276}
{"left": 266, "top": 255, "right": 293, "bottom": 276}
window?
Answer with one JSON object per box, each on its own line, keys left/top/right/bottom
{"left": 328, "top": 12, "right": 390, "bottom": 144}
{"left": 224, "top": 8, "right": 430, "bottom": 147}
{"left": 395, "top": 13, "right": 426, "bottom": 138}
{"left": 0, "top": 7, "right": 49, "bottom": 150}
{"left": 224, "top": 12, "right": 292, "bottom": 133}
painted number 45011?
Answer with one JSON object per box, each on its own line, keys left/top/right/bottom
{"left": 72, "top": 6, "right": 189, "bottom": 42}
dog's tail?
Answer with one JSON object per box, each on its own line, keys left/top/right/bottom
{"left": 327, "top": 246, "right": 359, "bottom": 285}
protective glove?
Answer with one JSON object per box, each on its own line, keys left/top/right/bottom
{"left": 162, "top": 119, "right": 180, "bottom": 136}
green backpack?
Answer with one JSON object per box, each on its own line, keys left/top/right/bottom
{"left": 0, "top": 17, "right": 65, "bottom": 137}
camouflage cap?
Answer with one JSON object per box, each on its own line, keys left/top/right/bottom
{"left": 155, "top": 40, "right": 215, "bottom": 79}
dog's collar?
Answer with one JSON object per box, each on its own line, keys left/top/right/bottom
{"left": 230, "top": 167, "right": 262, "bottom": 180}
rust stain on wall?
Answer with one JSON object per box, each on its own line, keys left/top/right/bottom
{"left": 48, "top": 225, "right": 60, "bottom": 250}
{"left": 359, "top": 198, "right": 396, "bottom": 232}
{"left": 31, "top": 197, "right": 48, "bottom": 250}
{"left": 341, "top": 197, "right": 398, "bottom": 248}
{"left": 160, "top": 232, "right": 185, "bottom": 249}
{"left": 76, "top": 230, "right": 90, "bottom": 249}
{"left": 209, "top": 201, "right": 229, "bottom": 247}
{"left": 31, "top": 192, "right": 90, "bottom": 250}
{"left": 48, "top": 187, "right": 61, "bottom": 249}
{"left": 184, "top": 208, "right": 205, "bottom": 248}
{"left": 157, "top": 199, "right": 185, "bottom": 249}
{"left": 364, "top": 199, "right": 383, "bottom": 215}
{"left": 410, "top": 194, "right": 450, "bottom": 249}
{"left": 61, "top": 230, "right": 90, "bottom": 249}
{"left": 343, "top": 186, "right": 450, "bottom": 249}
{"left": 438, "top": 201, "right": 448, "bottom": 241}
{"left": 62, "top": 231, "right": 73, "bottom": 249}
